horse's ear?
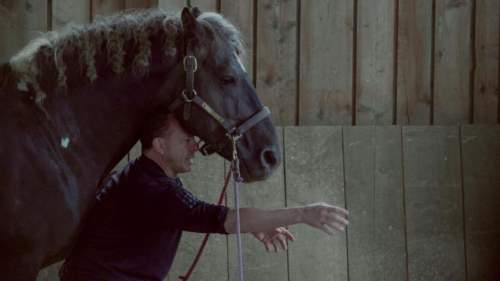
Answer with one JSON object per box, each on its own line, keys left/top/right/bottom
{"left": 192, "top": 7, "right": 202, "bottom": 18}
{"left": 181, "top": 7, "right": 197, "bottom": 37}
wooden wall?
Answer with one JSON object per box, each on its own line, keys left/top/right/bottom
{"left": 1, "top": 0, "right": 498, "bottom": 126}
{"left": 37, "top": 125, "right": 500, "bottom": 281}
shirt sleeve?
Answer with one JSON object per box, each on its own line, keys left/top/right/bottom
{"left": 137, "top": 180, "right": 229, "bottom": 234}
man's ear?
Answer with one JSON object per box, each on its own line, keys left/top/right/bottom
{"left": 152, "top": 138, "right": 165, "bottom": 155}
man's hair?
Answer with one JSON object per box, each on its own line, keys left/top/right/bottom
{"left": 139, "top": 107, "right": 174, "bottom": 151}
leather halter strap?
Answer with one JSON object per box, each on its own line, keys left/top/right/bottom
{"left": 168, "top": 44, "right": 271, "bottom": 155}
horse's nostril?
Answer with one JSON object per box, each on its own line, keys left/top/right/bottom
{"left": 262, "top": 149, "right": 278, "bottom": 168}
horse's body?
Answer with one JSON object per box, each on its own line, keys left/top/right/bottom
{"left": 0, "top": 8, "right": 280, "bottom": 280}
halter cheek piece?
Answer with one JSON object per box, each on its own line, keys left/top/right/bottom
{"left": 168, "top": 47, "right": 271, "bottom": 156}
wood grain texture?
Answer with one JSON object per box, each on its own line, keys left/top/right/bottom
{"left": 473, "top": 0, "right": 499, "bottom": 124}
{"left": 403, "top": 126, "right": 466, "bottom": 281}
{"left": 92, "top": 0, "right": 125, "bottom": 17}
{"left": 190, "top": 0, "right": 217, "bottom": 12}
{"left": 52, "top": 0, "right": 90, "bottom": 30}
{"left": 168, "top": 153, "right": 227, "bottom": 281}
{"left": 125, "top": 0, "right": 159, "bottom": 9}
{"left": 433, "top": 0, "right": 472, "bottom": 125}
{"left": 299, "top": 0, "right": 354, "bottom": 125}
{"left": 285, "top": 126, "right": 348, "bottom": 281}
{"left": 255, "top": 0, "right": 297, "bottom": 126}
{"left": 0, "top": 0, "right": 49, "bottom": 62}
{"left": 227, "top": 127, "right": 287, "bottom": 281}
{"left": 220, "top": 0, "right": 254, "bottom": 78}
{"left": 356, "top": 0, "right": 395, "bottom": 125}
{"left": 344, "top": 126, "right": 407, "bottom": 281}
{"left": 158, "top": 0, "right": 185, "bottom": 10}
{"left": 461, "top": 125, "right": 500, "bottom": 281}
{"left": 397, "top": 0, "right": 432, "bottom": 125}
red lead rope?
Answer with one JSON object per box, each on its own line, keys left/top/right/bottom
{"left": 178, "top": 168, "right": 233, "bottom": 281}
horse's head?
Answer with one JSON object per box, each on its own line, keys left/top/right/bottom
{"left": 157, "top": 8, "right": 281, "bottom": 182}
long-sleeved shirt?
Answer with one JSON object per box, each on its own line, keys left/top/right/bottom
{"left": 60, "top": 155, "right": 228, "bottom": 281}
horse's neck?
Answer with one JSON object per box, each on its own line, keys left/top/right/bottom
{"left": 58, "top": 68, "right": 178, "bottom": 189}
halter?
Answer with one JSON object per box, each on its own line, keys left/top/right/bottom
{"left": 168, "top": 43, "right": 271, "bottom": 155}
{"left": 173, "top": 42, "right": 266, "bottom": 281}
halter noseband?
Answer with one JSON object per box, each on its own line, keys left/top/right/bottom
{"left": 168, "top": 45, "right": 271, "bottom": 155}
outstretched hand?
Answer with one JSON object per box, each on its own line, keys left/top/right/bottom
{"left": 301, "top": 202, "right": 349, "bottom": 235}
{"left": 252, "top": 227, "right": 295, "bottom": 252}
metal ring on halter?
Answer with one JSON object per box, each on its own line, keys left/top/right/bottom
{"left": 182, "top": 89, "right": 197, "bottom": 102}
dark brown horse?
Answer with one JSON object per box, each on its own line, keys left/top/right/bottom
{"left": 0, "top": 7, "right": 280, "bottom": 280}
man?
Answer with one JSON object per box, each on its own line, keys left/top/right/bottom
{"left": 60, "top": 109, "right": 349, "bottom": 281}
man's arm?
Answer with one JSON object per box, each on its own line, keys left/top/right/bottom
{"left": 224, "top": 202, "right": 349, "bottom": 235}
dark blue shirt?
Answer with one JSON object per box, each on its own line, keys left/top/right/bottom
{"left": 60, "top": 156, "right": 228, "bottom": 281}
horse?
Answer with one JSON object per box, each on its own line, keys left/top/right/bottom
{"left": 0, "top": 7, "right": 281, "bottom": 280}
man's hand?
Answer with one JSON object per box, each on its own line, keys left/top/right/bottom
{"left": 300, "top": 202, "right": 349, "bottom": 235}
{"left": 252, "top": 227, "right": 295, "bottom": 252}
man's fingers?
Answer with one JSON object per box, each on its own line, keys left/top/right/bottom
{"left": 324, "top": 213, "right": 349, "bottom": 227}
{"left": 277, "top": 227, "right": 296, "bottom": 242}
{"left": 275, "top": 234, "right": 288, "bottom": 251}
{"left": 320, "top": 223, "right": 336, "bottom": 235}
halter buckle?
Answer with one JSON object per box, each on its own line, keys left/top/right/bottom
{"left": 182, "top": 89, "right": 197, "bottom": 102}
{"left": 183, "top": 55, "right": 198, "bottom": 72}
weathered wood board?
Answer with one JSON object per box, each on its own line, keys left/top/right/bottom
{"left": 396, "top": 0, "right": 432, "bottom": 125}
{"left": 299, "top": 0, "right": 354, "bottom": 125}
{"left": 403, "top": 126, "right": 466, "bottom": 281}
{"left": 285, "top": 126, "right": 348, "bottom": 281}
{"left": 461, "top": 125, "right": 500, "bottom": 281}
{"left": 433, "top": 0, "right": 472, "bottom": 125}
{"left": 344, "top": 126, "right": 407, "bottom": 281}
{"left": 255, "top": 0, "right": 297, "bottom": 126}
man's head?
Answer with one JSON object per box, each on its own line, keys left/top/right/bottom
{"left": 140, "top": 109, "right": 198, "bottom": 177}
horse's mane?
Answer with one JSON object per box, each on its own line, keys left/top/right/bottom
{"left": 4, "top": 8, "right": 244, "bottom": 109}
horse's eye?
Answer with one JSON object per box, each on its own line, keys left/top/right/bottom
{"left": 220, "top": 75, "right": 236, "bottom": 85}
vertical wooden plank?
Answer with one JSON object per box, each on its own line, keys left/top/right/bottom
{"left": 434, "top": 0, "right": 472, "bottom": 125}
{"left": 158, "top": 0, "right": 186, "bottom": 10}
{"left": 124, "top": 0, "right": 159, "bottom": 9}
{"left": 52, "top": 0, "right": 91, "bottom": 30}
{"left": 473, "top": 0, "right": 499, "bottom": 123}
{"left": 344, "top": 126, "right": 407, "bottom": 281}
{"left": 285, "top": 126, "right": 347, "bottom": 281}
{"left": 403, "top": 126, "right": 466, "bottom": 281}
{"left": 256, "top": 0, "right": 297, "bottom": 126}
{"left": 92, "top": 0, "right": 125, "bottom": 17}
{"left": 190, "top": 0, "right": 217, "bottom": 12}
{"left": 299, "top": 0, "right": 354, "bottom": 125}
{"left": 397, "top": 0, "right": 432, "bottom": 125}
{"left": 0, "top": 0, "right": 49, "bottom": 62}
{"left": 462, "top": 125, "right": 500, "bottom": 281}
{"left": 227, "top": 128, "right": 287, "bottom": 281}
{"left": 356, "top": 0, "right": 396, "bottom": 125}
{"left": 220, "top": 0, "right": 254, "bottom": 79}
{"left": 168, "top": 153, "right": 227, "bottom": 281}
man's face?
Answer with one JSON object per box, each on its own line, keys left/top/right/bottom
{"left": 156, "top": 118, "right": 199, "bottom": 176}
